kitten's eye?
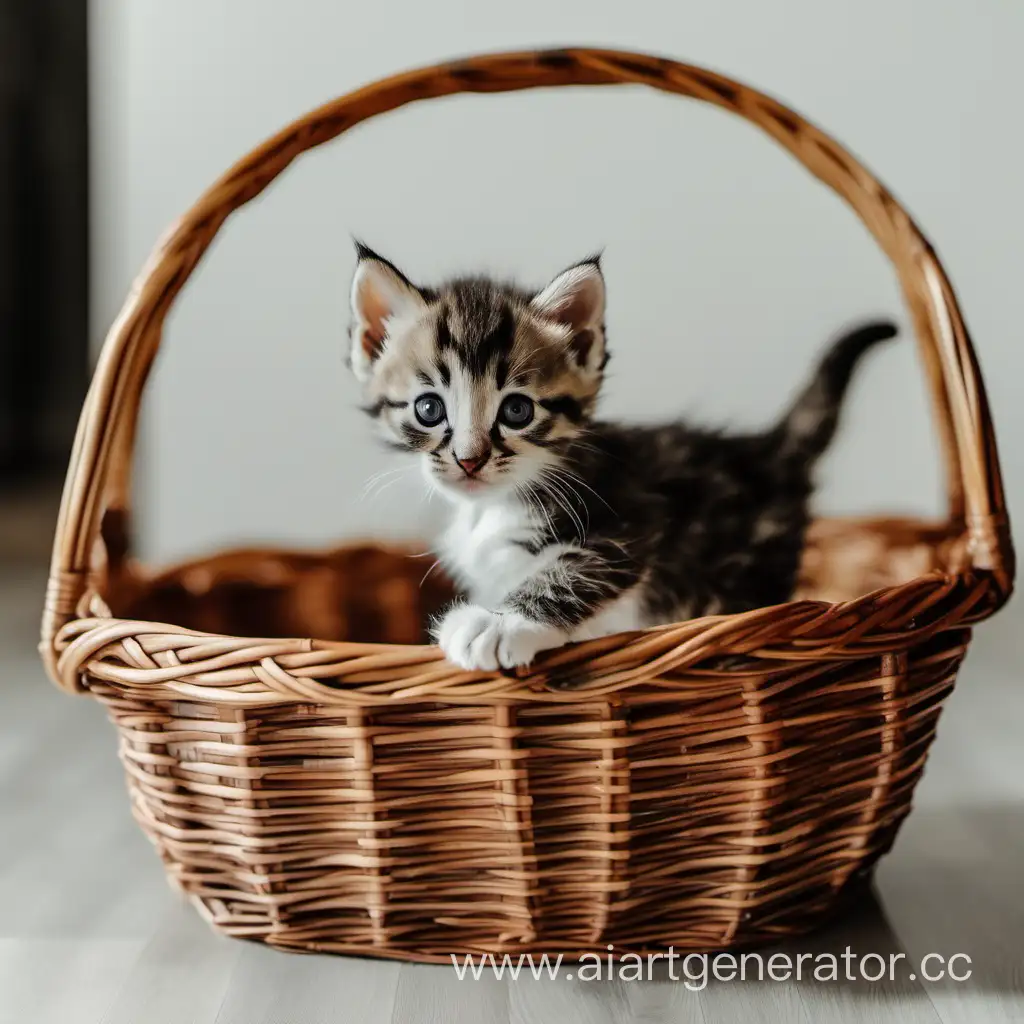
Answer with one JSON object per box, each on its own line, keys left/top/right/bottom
{"left": 498, "top": 394, "right": 534, "bottom": 428}
{"left": 414, "top": 393, "right": 446, "bottom": 427}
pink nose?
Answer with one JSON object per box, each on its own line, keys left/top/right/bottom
{"left": 455, "top": 451, "right": 490, "bottom": 477}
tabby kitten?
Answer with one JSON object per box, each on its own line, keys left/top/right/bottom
{"left": 348, "top": 242, "right": 896, "bottom": 671}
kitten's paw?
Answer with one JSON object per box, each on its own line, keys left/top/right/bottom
{"left": 435, "top": 605, "right": 563, "bottom": 671}
{"left": 435, "top": 605, "right": 503, "bottom": 671}
{"left": 494, "top": 615, "right": 565, "bottom": 671}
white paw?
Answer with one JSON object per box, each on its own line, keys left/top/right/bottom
{"left": 435, "top": 604, "right": 565, "bottom": 671}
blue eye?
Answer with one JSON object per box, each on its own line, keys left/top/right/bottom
{"left": 499, "top": 394, "right": 534, "bottom": 428}
{"left": 414, "top": 393, "right": 446, "bottom": 427}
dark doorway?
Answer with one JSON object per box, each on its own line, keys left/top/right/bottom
{"left": 0, "top": 0, "right": 88, "bottom": 561}
{"left": 0, "top": 0, "right": 89, "bottom": 485}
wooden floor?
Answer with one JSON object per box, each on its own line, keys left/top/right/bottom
{"left": 2, "top": 558, "right": 1022, "bottom": 1023}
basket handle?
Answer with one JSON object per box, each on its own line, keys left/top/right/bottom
{"left": 41, "top": 48, "right": 1013, "bottom": 680}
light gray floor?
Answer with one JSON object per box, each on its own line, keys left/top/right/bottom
{"left": 2, "top": 557, "right": 1022, "bottom": 1024}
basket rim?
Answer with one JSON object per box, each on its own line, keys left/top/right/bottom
{"left": 53, "top": 561, "right": 991, "bottom": 706}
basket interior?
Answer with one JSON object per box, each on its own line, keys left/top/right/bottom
{"left": 107, "top": 542, "right": 454, "bottom": 644}
{"left": 104, "top": 517, "right": 965, "bottom": 645}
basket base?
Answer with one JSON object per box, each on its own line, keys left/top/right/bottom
{"left": 187, "top": 874, "right": 882, "bottom": 965}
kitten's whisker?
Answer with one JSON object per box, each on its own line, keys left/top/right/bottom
{"left": 528, "top": 481, "right": 563, "bottom": 541}
{"left": 537, "top": 474, "right": 585, "bottom": 544}
{"left": 518, "top": 482, "right": 556, "bottom": 542}
{"left": 419, "top": 559, "right": 443, "bottom": 588}
{"left": 568, "top": 432, "right": 627, "bottom": 466}
{"left": 540, "top": 469, "right": 589, "bottom": 537}
{"left": 544, "top": 469, "right": 592, "bottom": 527}
{"left": 552, "top": 466, "right": 616, "bottom": 514}
{"left": 366, "top": 472, "right": 410, "bottom": 501}
{"left": 358, "top": 465, "right": 409, "bottom": 502}
{"left": 358, "top": 469, "right": 397, "bottom": 499}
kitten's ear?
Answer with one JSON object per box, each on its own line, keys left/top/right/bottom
{"left": 349, "top": 242, "right": 427, "bottom": 381}
{"left": 530, "top": 257, "right": 606, "bottom": 374}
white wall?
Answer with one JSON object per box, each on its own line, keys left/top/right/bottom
{"left": 92, "top": 1, "right": 1023, "bottom": 590}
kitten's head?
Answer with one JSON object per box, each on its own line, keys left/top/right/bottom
{"left": 348, "top": 243, "right": 606, "bottom": 501}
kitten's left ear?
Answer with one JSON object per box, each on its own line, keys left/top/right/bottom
{"left": 531, "top": 257, "right": 606, "bottom": 375}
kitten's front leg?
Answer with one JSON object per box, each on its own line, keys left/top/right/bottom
{"left": 435, "top": 544, "right": 639, "bottom": 671}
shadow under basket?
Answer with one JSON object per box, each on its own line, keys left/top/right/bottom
{"left": 42, "top": 50, "right": 1013, "bottom": 963}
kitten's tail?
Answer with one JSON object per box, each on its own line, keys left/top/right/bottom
{"left": 777, "top": 319, "right": 898, "bottom": 462}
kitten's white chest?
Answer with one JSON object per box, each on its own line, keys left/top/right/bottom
{"left": 439, "top": 499, "right": 549, "bottom": 607}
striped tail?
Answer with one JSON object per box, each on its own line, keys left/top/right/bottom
{"left": 777, "top": 319, "right": 898, "bottom": 462}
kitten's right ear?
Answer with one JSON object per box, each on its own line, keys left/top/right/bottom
{"left": 349, "top": 242, "right": 427, "bottom": 381}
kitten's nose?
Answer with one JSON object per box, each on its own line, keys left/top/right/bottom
{"left": 454, "top": 450, "right": 490, "bottom": 477}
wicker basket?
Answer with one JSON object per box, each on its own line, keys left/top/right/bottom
{"left": 42, "top": 49, "right": 1013, "bottom": 962}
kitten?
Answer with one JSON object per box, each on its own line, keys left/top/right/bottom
{"left": 347, "top": 242, "right": 896, "bottom": 671}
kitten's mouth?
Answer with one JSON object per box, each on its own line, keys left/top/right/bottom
{"left": 428, "top": 462, "right": 503, "bottom": 497}
{"left": 451, "top": 475, "right": 488, "bottom": 493}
